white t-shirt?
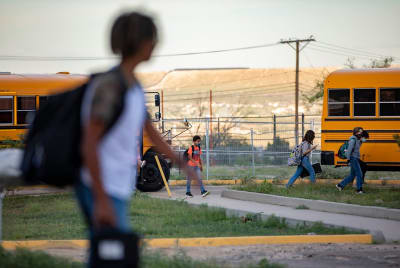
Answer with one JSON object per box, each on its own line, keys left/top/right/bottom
{"left": 80, "top": 73, "right": 146, "bottom": 200}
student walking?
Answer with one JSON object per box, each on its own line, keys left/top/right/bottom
{"left": 336, "top": 127, "right": 365, "bottom": 193}
{"left": 76, "top": 11, "right": 199, "bottom": 267}
{"left": 185, "top": 135, "right": 209, "bottom": 197}
{"left": 286, "top": 130, "right": 318, "bottom": 188}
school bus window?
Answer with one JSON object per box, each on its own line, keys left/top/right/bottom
{"left": 0, "top": 96, "right": 13, "bottom": 124}
{"left": 39, "top": 96, "right": 49, "bottom": 108}
{"left": 328, "top": 89, "right": 350, "bottom": 116}
{"left": 354, "top": 88, "right": 375, "bottom": 116}
{"left": 380, "top": 88, "right": 400, "bottom": 116}
{"left": 17, "top": 96, "right": 36, "bottom": 124}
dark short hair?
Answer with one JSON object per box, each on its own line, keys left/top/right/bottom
{"left": 302, "top": 130, "right": 315, "bottom": 144}
{"left": 353, "top": 127, "right": 363, "bottom": 135}
{"left": 193, "top": 135, "right": 201, "bottom": 142}
{"left": 361, "top": 130, "right": 369, "bottom": 138}
{"left": 111, "top": 11, "right": 157, "bottom": 59}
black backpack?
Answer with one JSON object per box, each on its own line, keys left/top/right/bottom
{"left": 183, "top": 145, "right": 200, "bottom": 162}
{"left": 20, "top": 68, "right": 127, "bottom": 187}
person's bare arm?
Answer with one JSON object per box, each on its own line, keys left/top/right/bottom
{"left": 81, "top": 118, "right": 116, "bottom": 228}
{"left": 144, "top": 119, "right": 198, "bottom": 178}
{"left": 302, "top": 144, "right": 318, "bottom": 156}
{"left": 144, "top": 119, "right": 183, "bottom": 165}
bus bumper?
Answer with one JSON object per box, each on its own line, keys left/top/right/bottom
{"left": 321, "top": 151, "right": 335, "bottom": 165}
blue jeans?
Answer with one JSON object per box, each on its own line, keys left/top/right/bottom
{"left": 338, "top": 157, "right": 363, "bottom": 190}
{"left": 286, "top": 156, "right": 315, "bottom": 187}
{"left": 75, "top": 181, "right": 131, "bottom": 267}
{"left": 186, "top": 166, "right": 205, "bottom": 193}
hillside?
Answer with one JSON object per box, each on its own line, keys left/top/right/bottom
{"left": 137, "top": 67, "right": 338, "bottom": 119}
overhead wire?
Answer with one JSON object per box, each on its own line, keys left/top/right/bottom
{"left": 0, "top": 42, "right": 281, "bottom": 61}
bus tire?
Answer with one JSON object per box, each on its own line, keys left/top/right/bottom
{"left": 136, "top": 151, "right": 170, "bottom": 192}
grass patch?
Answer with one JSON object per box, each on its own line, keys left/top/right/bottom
{"left": 0, "top": 246, "right": 82, "bottom": 268}
{"left": 3, "top": 192, "right": 356, "bottom": 241}
{"left": 295, "top": 205, "right": 309, "bottom": 210}
{"left": 170, "top": 165, "right": 400, "bottom": 181}
{"left": 234, "top": 181, "right": 400, "bottom": 209}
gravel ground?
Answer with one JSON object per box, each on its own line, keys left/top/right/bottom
{"left": 42, "top": 243, "right": 400, "bottom": 268}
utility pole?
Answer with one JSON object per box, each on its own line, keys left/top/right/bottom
{"left": 280, "top": 36, "right": 315, "bottom": 146}
{"left": 209, "top": 89, "right": 213, "bottom": 151}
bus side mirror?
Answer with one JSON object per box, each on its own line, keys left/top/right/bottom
{"left": 155, "top": 112, "right": 161, "bottom": 120}
{"left": 155, "top": 94, "right": 160, "bottom": 107}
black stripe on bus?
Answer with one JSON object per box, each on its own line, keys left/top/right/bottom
{"left": 322, "top": 129, "right": 400, "bottom": 133}
{"left": 325, "top": 140, "right": 397, "bottom": 143}
{"left": 325, "top": 118, "right": 400, "bottom": 121}
{"left": 0, "top": 126, "right": 28, "bottom": 130}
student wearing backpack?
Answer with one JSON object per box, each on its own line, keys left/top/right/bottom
{"left": 76, "top": 12, "right": 199, "bottom": 267}
{"left": 286, "top": 130, "right": 318, "bottom": 188}
{"left": 336, "top": 127, "right": 365, "bottom": 193}
{"left": 185, "top": 135, "right": 209, "bottom": 198}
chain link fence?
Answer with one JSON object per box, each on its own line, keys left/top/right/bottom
{"left": 157, "top": 115, "right": 321, "bottom": 180}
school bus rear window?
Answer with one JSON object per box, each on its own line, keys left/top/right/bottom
{"left": 0, "top": 96, "right": 13, "bottom": 124}
{"left": 354, "top": 88, "right": 375, "bottom": 116}
{"left": 380, "top": 88, "right": 400, "bottom": 116}
{"left": 328, "top": 89, "right": 350, "bottom": 116}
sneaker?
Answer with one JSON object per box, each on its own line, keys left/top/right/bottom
{"left": 335, "top": 184, "right": 343, "bottom": 191}
{"left": 201, "top": 191, "right": 210, "bottom": 197}
{"left": 185, "top": 192, "right": 193, "bottom": 198}
{"left": 356, "top": 189, "right": 364, "bottom": 194}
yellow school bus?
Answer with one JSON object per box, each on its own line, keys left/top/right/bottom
{"left": 0, "top": 72, "right": 169, "bottom": 191}
{"left": 320, "top": 68, "right": 400, "bottom": 171}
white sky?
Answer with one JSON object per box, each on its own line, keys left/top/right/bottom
{"left": 1, "top": 0, "right": 400, "bottom": 74}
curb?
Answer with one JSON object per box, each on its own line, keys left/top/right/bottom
{"left": 221, "top": 189, "right": 400, "bottom": 222}
{"left": 9, "top": 178, "right": 400, "bottom": 191}
{"left": 1, "top": 234, "right": 372, "bottom": 250}
{"left": 168, "top": 178, "right": 400, "bottom": 186}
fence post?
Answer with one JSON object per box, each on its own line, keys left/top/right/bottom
{"left": 251, "top": 128, "right": 255, "bottom": 177}
{"left": 273, "top": 114, "right": 276, "bottom": 141}
{"left": 301, "top": 113, "right": 305, "bottom": 137}
{"left": 205, "top": 118, "right": 210, "bottom": 180}
{"left": 0, "top": 191, "right": 4, "bottom": 242}
{"left": 310, "top": 119, "right": 315, "bottom": 163}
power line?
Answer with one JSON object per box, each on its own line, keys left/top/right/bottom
{"left": 161, "top": 81, "right": 296, "bottom": 98}
{"left": 316, "top": 41, "right": 396, "bottom": 59}
{"left": 310, "top": 43, "right": 385, "bottom": 60}
{"left": 307, "top": 45, "right": 376, "bottom": 60}
{"left": 153, "top": 42, "right": 281, "bottom": 57}
{"left": 146, "top": 70, "right": 295, "bottom": 91}
{"left": 163, "top": 86, "right": 296, "bottom": 103}
{"left": 162, "top": 82, "right": 296, "bottom": 100}
{"left": 0, "top": 42, "right": 281, "bottom": 61}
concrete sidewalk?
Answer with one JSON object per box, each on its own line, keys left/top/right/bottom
{"left": 148, "top": 186, "right": 400, "bottom": 243}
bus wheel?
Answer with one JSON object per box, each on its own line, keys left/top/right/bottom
{"left": 136, "top": 151, "right": 170, "bottom": 192}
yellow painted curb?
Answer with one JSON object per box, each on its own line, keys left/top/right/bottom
{"left": 2, "top": 240, "right": 88, "bottom": 250}
{"left": 168, "top": 178, "right": 400, "bottom": 186}
{"left": 1, "top": 234, "right": 372, "bottom": 250}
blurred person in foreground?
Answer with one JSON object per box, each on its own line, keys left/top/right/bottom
{"left": 76, "top": 11, "right": 199, "bottom": 267}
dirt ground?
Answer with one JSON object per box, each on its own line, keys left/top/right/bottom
{"left": 43, "top": 243, "right": 400, "bottom": 268}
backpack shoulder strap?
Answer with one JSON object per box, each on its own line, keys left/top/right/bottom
{"left": 191, "top": 145, "right": 195, "bottom": 156}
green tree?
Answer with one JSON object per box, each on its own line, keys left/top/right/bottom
{"left": 266, "top": 137, "right": 290, "bottom": 152}
{"left": 304, "top": 57, "right": 394, "bottom": 104}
